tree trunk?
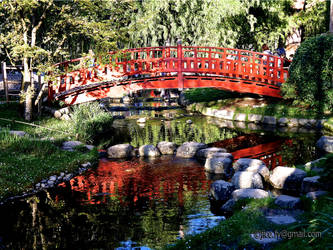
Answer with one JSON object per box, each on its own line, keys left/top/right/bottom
{"left": 23, "top": 27, "right": 32, "bottom": 121}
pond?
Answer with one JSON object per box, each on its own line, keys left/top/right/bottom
{"left": 0, "top": 113, "right": 323, "bottom": 249}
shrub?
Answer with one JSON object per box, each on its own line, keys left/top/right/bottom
{"left": 70, "top": 102, "right": 113, "bottom": 142}
{"left": 282, "top": 34, "right": 333, "bottom": 113}
{"left": 184, "top": 88, "right": 237, "bottom": 103}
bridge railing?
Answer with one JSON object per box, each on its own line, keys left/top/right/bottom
{"left": 49, "top": 45, "right": 290, "bottom": 101}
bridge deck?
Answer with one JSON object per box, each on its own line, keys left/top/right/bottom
{"left": 49, "top": 45, "right": 290, "bottom": 105}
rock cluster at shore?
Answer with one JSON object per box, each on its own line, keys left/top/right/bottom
{"left": 106, "top": 135, "right": 330, "bottom": 218}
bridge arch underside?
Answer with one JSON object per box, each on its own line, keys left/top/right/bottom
{"left": 56, "top": 73, "right": 282, "bottom": 105}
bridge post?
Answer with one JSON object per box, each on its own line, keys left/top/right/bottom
{"left": 177, "top": 40, "right": 183, "bottom": 90}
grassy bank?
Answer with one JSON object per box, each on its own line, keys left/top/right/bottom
{"left": 185, "top": 88, "right": 331, "bottom": 119}
{"left": 0, "top": 102, "right": 113, "bottom": 201}
{"left": 0, "top": 130, "right": 98, "bottom": 201}
{"left": 166, "top": 195, "right": 333, "bottom": 249}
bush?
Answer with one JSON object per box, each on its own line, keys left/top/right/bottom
{"left": 282, "top": 34, "right": 333, "bottom": 113}
{"left": 184, "top": 88, "right": 237, "bottom": 103}
{"left": 70, "top": 102, "right": 113, "bottom": 142}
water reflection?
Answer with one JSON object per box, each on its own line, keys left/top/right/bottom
{"left": 0, "top": 117, "right": 322, "bottom": 249}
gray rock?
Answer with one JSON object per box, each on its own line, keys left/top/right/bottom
{"left": 215, "top": 110, "right": 234, "bottom": 120}
{"left": 248, "top": 123, "right": 261, "bottom": 130}
{"left": 85, "top": 145, "right": 94, "bottom": 151}
{"left": 176, "top": 142, "right": 207, "bottom": 158}
{"left": 47, "top": 180, "right": 54, "bottom": 186}
{"left": 220, "top": 198, "right": 236, "bottom": 213}
{"left": 204, "top": 157, "right": 233, "bottom": 176}
{"left": 248, "top": 114, "right": 262, "bottom": 123}
{"left": 186, "top": 119, "right": 193, "bottom": 124}
{"left": 278, "top": 117, "right": 288, "bottom": 126}
{"left": 269, "top": 166, "right": 307, "bottom": 191}
{"left": 287, "top": 118, "right": 299, "bottom": 127}
{"left": 49, "top": 175, "right": 57, "bottom": 181}
{"left": 301, "top": 176, "right": 322, "bottom": 193}
{"left": 62, "top": 141, "right": 83, "bottom": 151}
{"left": 60, "top": 114, "right": 71, "bottom": 121}
{"left": 210, "top": 180, "right": 235, "bottom": 202}
{"left": 107, "top": 144, "right": 133, "bottom": 158}
{"left": 233, "top": 158, "right": 269, "bottom": 181}
{"left": 265, "top": 215, "right": 297, "bottom": 225}
{"left": 81, "top": 162, "right": 91, "bottom": 168}
{"left": 231, "top": 171, "right": 264, "bottom": 189}
{"left": 232, "top": 189, "right": 269, "bottom": 201}
{"left": 208, "top": 152, "right": 233, "bottom": 160}
{"left": 316, "top": 136, "right": 333, "bottom": 153}
{"left": 234, "top": 121, "right": 246, "bottom": 129}
{"left": 196, "top": 147, "right": 227, "bottom": 159}
{"left": 157, "top": 141, "right": 177, "bottom": 155}
{"left": 234, "top": 113, "right": 246, "bottom": 122}
{"left": 139, "top": 144, "right": 161, "bottom": 157}
{"left": 304, "top": 158, "right": 327, "bottom": 171}
{"left": 306, "top": 191, "right": 328, "bottom": 200}
{"left": 9, "top": 130, "right": 27, "bottom": 137}
{"left": 298, "top": 118, "right": 309, "bottom": 127}
{"left": 262, "top": 116, "right": 276, "bottom": 125}
{"left": 275, "top": 195, "right": 301, "bottom": 209}
{"left": 137, "top": 117, "right": 146, "bottom": 123}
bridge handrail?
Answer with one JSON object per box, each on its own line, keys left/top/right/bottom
{"left": 49, "top": 45, "right": 290, "bottom": 102}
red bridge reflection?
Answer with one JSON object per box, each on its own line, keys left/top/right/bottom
{"left": 59, "top": 157, "right": 210, "bottom": 205}
{"left": 59, "top": 136, "right": 292, "bottom": 205}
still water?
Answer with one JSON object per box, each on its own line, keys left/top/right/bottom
{"left": 0, "top": 114, "right": 322, "bottom": 249}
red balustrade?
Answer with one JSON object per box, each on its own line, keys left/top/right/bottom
{"left": 49, "top": 45, "right": 290, "bottom": 105}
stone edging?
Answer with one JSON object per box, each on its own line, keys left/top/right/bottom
{"left": 187, "top": 104, "right": 327, "bottom": 128}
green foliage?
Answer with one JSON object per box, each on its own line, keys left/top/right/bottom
{"left": 70, "top": 102, "right": 113, "bottom": 143}
{"left": 184, "top": 88, "right": 237, "bottom": 103}
{"left": 282, "top": 34, "right": 333, "bottom": 113}
{"left": 316, "top": 153, "right": 333, "bottom": 187}
{"left": 129, "top": 0, "right": 293, "bottom": 50}
{"left": 0, "top": 130, "right": 98, "bottom": 201}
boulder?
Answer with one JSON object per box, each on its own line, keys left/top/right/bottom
{"left": 298, "top": 119, "right": 309, "bottom": 127}
{"left": 277, "top": 117, "right": 288, "bottom": 126}
{"left": 248, "top": 114, "right": 262, "bottom": 123}
{"left": 234, "top": 113, "right": 246, "bottom": 122}
{"left": 301, "top": 176, "right": 322, "bottom": 193}
{"left": 306, "top": 191, "right": 328, "bottom": 200}
{"left": 137, "top": 117, "right": 147, "bottom": 123}
{"left": 220, "top": 198, "right": 236, "bottom": 213}
{"left": 9, "top": 130, "right": 27, "bottom": 137}
{"left": 265, "top": 215, "right": 297, "bottom": 225}
{"left": 204, "top": 157, "right": 233, "bottom": 176}
{"left": 231, "top": 171, "right": 264, "bottom": 189}
{"left": 262, "top": 116, "right": 276, "bottom": 126}
{"left": 157, "top": 141, "right": 177, "bottom": 155}
{"left": 107, "top": 144, "right": 133, "bottom": 158}
{"left": 232, "top": 189, "right": 269, "bottom": 201}
{"left": 316, "top": 136, "right": 333, "bottom": 153}
{"left": 210, "top": 180, "right": 235, "bottom": 202}
{"left": 287, "top": 118, "right": 299, "bottom": 127}
{"left": 215, "top": 110, "right": 234, "bottom": 120}
{"left": 62, "top": 141, "right": 83, "bottom": 151}
{"left": 196, "top": 147, "right": 227, "bottom": 159}
{"left": 208, "top": 152, "right": 233, "bottom": 160}
{"left": 233, "top": 158, "right": 269, "bottom": 181}
{"left": 139, "top": 144, "right": 161, "bottom": 157}
{"left": 269, "top": 166, "right": 307, "bottom": 191}
{"left": 274, "top": 195, "right": 301, "bottom": 209}
{"left": 176, "top": 142, "right": 207, "bottom": 158}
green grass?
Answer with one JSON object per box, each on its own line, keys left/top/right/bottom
{"left": 190, "top": 99, "right": 328, "bottom": 120}
{"left": 0, "top": 130, "right": 98, "bottom": 201}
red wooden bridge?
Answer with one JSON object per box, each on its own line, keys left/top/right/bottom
{"left": 48, "top": 44, "right": 290, "bottom": 105}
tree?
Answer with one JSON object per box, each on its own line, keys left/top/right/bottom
{"left": 0, "top": 0, "right": 134, "bottom": 121}
{"left": 129, "top": 0, "right": 293, "bottom": 51}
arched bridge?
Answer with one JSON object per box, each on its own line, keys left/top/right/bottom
{"left": 48, "top": 45, "right": 290, "bottom": 105}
